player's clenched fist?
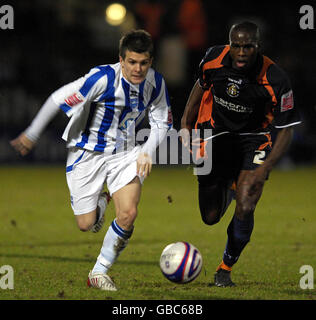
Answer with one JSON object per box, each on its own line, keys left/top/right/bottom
{"left": 10, "top": 133, "right": 35, "bottom": 156}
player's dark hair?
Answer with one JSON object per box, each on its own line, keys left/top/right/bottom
{"left": 119, "top": 29, "right": 154, "bottom": 59}
{"left": 229, "top": 21, "right": 260, "bottom": 43}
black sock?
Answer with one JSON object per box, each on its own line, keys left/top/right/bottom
{"left": 223, "top": 214, "right": 254, "bottom": 267}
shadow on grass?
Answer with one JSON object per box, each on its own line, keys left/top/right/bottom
{"left": 0, "top": 240, "right": 100, "bottom": 248}
{"left": 0, "top": 252, "right": 158, "bottom": 266}
{"left": 0, "top": 238, "right": 170, "bottom": 247}
{"left": 0, "top": 252, "right": 93, "bottom": 263}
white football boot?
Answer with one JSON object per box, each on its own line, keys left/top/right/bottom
{"left": 91, "top": 192, "right": 111, "bottom": 233}
{"left": 87, "top": 271, "right": 117, "bottom": 291}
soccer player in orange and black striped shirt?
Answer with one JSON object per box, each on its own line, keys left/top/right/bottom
{"left": 181, "top": 21, "right": 301, "bottom": 287}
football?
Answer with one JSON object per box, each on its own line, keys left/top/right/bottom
{"left": 159, "top": 242, "right": 203, "bottom": 284}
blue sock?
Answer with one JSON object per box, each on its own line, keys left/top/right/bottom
{"left": 223, "top": 214, "right": 254, "bottom": 267}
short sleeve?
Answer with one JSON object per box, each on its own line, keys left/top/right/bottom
{"left": 267, "top": 65, "right": 302, "bottom": 129}
{"left": 198, "top": 47, "right": 213, "bottom": 89}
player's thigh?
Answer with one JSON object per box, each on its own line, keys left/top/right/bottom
{"left": 106, "top": 146, "right": 144, "bottom": 196}
{"left": 235, "top": 134, "right": 272, "bottom": 218}
{"left": 239, "top": 134, "right": 272, "bottom": 171}
{"left": 66, "top": 147, "right": 106, "bottom": 215}
{"left": 112, "top": 176, "right": 142, "bottom": 211}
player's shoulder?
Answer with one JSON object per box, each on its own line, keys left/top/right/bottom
{"left": 92, "top": 62, "right": 120, "bottom": 76}
{"left": 205, "top": 45, "right": 229, "bottom": 59}
{"left": 83, "top": 63, "right": 122, "bottom": 89}
{"left": 146, "top": 68, "right": 165, "bottom": 89}
{"left": 263, "top": 56, "right": 291, "bottom": 86}
{"left": 200, "top": 45, "right": 230, "bottom": 69}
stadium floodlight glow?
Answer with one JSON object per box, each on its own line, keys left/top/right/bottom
{"left": 105, "top": 3, "right": 126, "bottom": 26}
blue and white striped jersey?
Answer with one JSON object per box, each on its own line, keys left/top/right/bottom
{"left": 51, "top": 62, "right": 172, "bottom": 154}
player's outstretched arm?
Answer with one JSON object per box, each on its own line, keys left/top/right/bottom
{"left": 10, "top": 95, "right": 60, "bottom": 156}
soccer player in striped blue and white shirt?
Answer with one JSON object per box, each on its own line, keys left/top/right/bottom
{"left": 11, "top": 30, "right": 172, "bottom": 291}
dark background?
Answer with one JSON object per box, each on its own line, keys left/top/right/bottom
{"left": 1, "top": 0, "right": 315, "bottom": 165}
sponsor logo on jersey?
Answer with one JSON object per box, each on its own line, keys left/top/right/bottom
{"left": 214, "top": 95, "right": 252, "bottom": 113}
{"left": 129, "top": 89, "right": 139, "bottom": 108}
{"left": 228, "top": 77, "right": 243, "bottom": 85}
{"left": 130, "top": 90, "right": 138, "bottom": 97}
{"left": 280, "top": 90, "right": 294, "bottom": 112}
{"left": 64, "top": 92, "right": 84, "bottom": 107}
{"left": 226, "top": 82, "right": 240, "bottom": 97}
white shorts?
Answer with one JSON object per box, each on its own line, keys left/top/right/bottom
{"left": 66, "top": 146, "right": 144, "bottom": 215}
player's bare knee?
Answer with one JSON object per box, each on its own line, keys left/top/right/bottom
{"left": 203, "top": 217, "right": 220, "bottom": 226}
{"left": 117, "top": 207, "right": 138, "bottom": 230}
{"left": 235, "top": 201, "right": 255, "bottom": 220}
{"left": 76, "top": 211, "right": 96, "bottom": 232}
{"left": 200, "top": 209, "right": 221, "bottom": 226}
{"left": 77, "top": 221, "right": 92, "bottom": 232}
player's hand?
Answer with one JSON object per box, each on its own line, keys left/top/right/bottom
{"left": 179, "top": 128, "right": 191, "bottom": 150}
{"left": 10, "top": 133, "right": 35, "bottom": 156}
{"left": 137, "top": 152, "right": 152, "bottom": 178}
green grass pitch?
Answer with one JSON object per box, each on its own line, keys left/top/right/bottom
{"left": 0, "top": 165, "right": 315, "bottom": 300}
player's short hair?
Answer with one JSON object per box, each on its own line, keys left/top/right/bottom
{"left": 229, "top": 21, "right": 260, "bottom": 43}
{"left": 119, "top": 29, "right": 154, "bottom": 59}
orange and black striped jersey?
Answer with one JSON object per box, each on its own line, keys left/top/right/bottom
{"left": 196, "top": 45, "right": 301, "bottom": 134}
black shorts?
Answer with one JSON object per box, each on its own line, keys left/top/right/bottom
{"left": 197, "top": 133, "right": 272, "bottom": 187}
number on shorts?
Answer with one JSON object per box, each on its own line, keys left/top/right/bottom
{"left": 253, "top": 150, "right": 266, "bottom": 164}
